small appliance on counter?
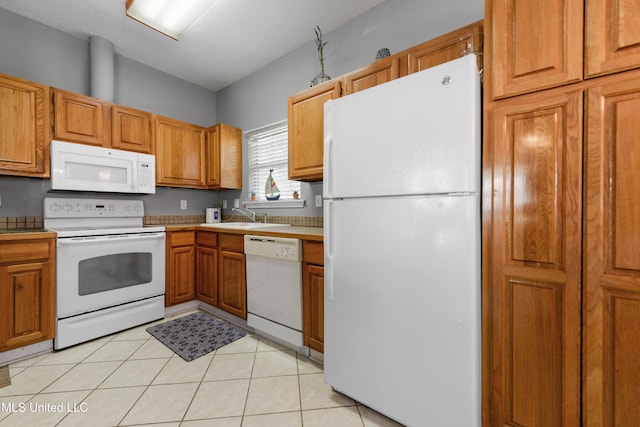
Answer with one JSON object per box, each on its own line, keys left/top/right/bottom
{"left": 205, "top": 207, "right": 221, "bottom": 223}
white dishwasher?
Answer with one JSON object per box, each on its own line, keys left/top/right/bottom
{"left": 244, "top": 235, "right": 308, "bottom": 354}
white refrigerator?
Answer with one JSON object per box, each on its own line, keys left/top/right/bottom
{"left": 323, "top": 54, "right": 481, "bottom": 427}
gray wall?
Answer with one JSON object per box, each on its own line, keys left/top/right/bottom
{"left": 0, "top": 7, "right": 219, "bottom": 216}
{"left": 0, "top": 0, "right": 484, "bottom": 218}
{"left": 215, "top": 0, "right": 484, "bottom": 217}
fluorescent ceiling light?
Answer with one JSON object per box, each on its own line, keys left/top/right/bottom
{"left": 126, "top": 0, "right": 220, "bottom": 40}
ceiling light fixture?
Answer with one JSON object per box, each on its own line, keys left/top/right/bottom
{"left": 125, "top": 0, "right": 220, "bottom": 40}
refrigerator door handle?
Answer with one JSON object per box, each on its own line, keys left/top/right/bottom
{"left": 324, "top": 199, "right": 334, "bottom": 301}
{"left": 323, "top": 101, "right": 334, "bottom": 199}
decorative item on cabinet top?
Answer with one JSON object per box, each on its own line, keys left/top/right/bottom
{"left": 376, "top": 48, "right": 391, "bottom": 60}
{"left": 311, "top": 25, "right": 331, "bottom": 87}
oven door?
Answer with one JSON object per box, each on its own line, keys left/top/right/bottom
{"left": 56, "top": 232, "right": 165, "bottom": 319}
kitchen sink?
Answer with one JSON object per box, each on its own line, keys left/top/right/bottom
{"left": 199, "top": 222, "right": 291, "bottom": 229}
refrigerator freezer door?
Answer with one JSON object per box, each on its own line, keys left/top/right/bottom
{"left": 323, "top": 54, "right": 480, "bottom": 199}
{"left": 324, "top": 194, "right": 480, "bottom": 427}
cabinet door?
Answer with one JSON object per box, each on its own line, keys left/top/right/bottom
{"left": 343, "top": 56, "right": 399, "bottom": 96}
{"left": 155, "top": 116, "right": 205, "bottom": 188}
{"left": 53, "top": 89, "right": 108, "bottom": 146}
{"left": 303, "top": 263, "right": 324, "bottom": 353}
{"left": 205, "top": 123, "right": 242, "bottom": 189}
{"left": 585, "top": 0, "right": 640, "bottom": 78}
{"left": 166, "top": 245, "right": 195, "bottom": 306}
{"left": 218, "top": 250, "right": 246, "bottom": 319}
{"left": 0, "top": 261, "right": 54, "bottom": 351}
{"left": 165, "top": 231, "right": 196, "bottom": 306}
{"left": 111, "top": 105, "right": 152, "bottom": 153}
{"left": 584, "top": 71, "right": 640, "bottom": 426}
{"left": 487, "top": 87, "right": 582, "bottom": 427}
{"left": 408, "top": 20, "right": 483, "bottom": 74}
{"left": 196, "top": 246, "right": 218, "bottom": 306}
{"left": 0, "top": 74, "right": 50, "bottom": 177}
{"left": 288, "top": 79, "right": 341, "bottom": 181}
{"left": 488, "top": 0, "right": 583, "bottom": 99}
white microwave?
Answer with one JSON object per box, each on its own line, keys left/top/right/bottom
{"left": 50, "top": 140, "right": 156, "bottom": 194}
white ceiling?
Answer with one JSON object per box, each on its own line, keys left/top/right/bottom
{"left": 0, "top": 0, "right": 387, "bottom": 92}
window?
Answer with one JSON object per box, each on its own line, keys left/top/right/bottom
{"left": 247, "top": 121, "right": 300, "bottom": 200}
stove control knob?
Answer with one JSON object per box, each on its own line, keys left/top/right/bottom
{"left": 49, "top": 202, "right": 61, "bottom": 212}
{"left": 63, "top": 203, "right": 73, "bottom": 212}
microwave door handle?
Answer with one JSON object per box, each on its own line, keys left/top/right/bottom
{"left": 131, "top": 164, "right": 137, "bottom": 192}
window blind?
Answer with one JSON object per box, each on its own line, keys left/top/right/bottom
{"left": 247, "top": 121, "right": 300, "bottom": 200}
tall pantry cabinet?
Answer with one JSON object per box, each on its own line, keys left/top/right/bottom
{"left": 484, "top": 0, "right": 640, "bottom": 426}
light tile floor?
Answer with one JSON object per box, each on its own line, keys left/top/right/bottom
{"left": 0, "top": 311, "right": 403, "bottom": 427}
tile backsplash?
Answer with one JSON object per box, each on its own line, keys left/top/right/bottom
{"left": 0, "top": 216, "right": 44, "bottom": 229}
{"left": 144, "top": 215, "right": 323, "bottom": 227}
{"left": 1, "top": 215, "right": 323, "bottom": 230}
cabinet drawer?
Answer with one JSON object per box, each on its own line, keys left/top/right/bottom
{"left": 169, "top": 231, "right": 195, "bottom": 247}
{"left": 219, "top": 233, "right": 244, "bottom": 252}
{"left": 303, "top": 241, "right": 324, "bottom": 265}
{"left": 196, "top": 231, "right": 218, "bottom": 248}
{"left": 0, "top": 240, "right": 51, "bottom": 264}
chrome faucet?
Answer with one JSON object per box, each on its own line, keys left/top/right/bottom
{"left": 232, "top": 207, "right": 257, "bottom": 222}
{"left": 263, "top": 213, "right": 269, "bottom": 223}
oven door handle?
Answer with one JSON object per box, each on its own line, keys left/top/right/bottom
{"left": 57, "top": 233, "right": 165, "bottom": 245}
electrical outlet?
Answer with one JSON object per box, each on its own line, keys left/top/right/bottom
{"left": 180, "top": 200, "right": 187, "bottom": 210}
{"left": 315, "top": 195, "right": 322, "bottom": 207}
{"left": 223, "top": 200, "right": 227, "bottom": 209}
{"left": 234, "top": 199, "right": 240, "bottom": 208}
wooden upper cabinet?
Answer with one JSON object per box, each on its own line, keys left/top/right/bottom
{"left": 487, "top": 87, "right": 583, "bottom": 427}
{"left": 111, "top": 105, "right": 152, "bottom": 153}
{"left": 585, "top": 0, "right": 640, "bottom": 78}
{"left": 154, "top": 115, "right": 206, "bottom": 188}
{"left": 0, "top": 73, "right": 50, "bottom": 177}
{"left": 343, "top": 56, "right": 399, "bottom": 95}
{"left": 583, "top": 70, "right": 640, "bottom": 427}
{"left": 288, "top": 79, "right": 341, "bottom": 181}
{"left": 408, "top": 20, "right": 483, "bottom": 74}
{"left": 488, "top": 0, "right": 583, "bottom": 99}
{"left": 205, "top": 123, "right": 242, "bottom": 189}
{"left": 53, "top": 89, "right": 108, "bottom": 146}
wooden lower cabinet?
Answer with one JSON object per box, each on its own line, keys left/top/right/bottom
{"left": 583, "top": 71, "right": 640, "bottom": 426}
{"left": 0, "top": 235, "right": 55, "bottom": 351}
{"left": 302, "top": 241, "right": 324, "bottom": 353}
{"left": 196, "top": 231, "right": 218, "bottom": 306}
{"left": 218, "top": 234, "right": 246, "bottom": 319}
{"left": 165, "top": 231, "right": 196, "bottom": 306}
{"left": 485, "top": 86, "right": 583, "bottom": 426}
{"left": 486, "top": 69, "right": 640, "bottom": 426}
